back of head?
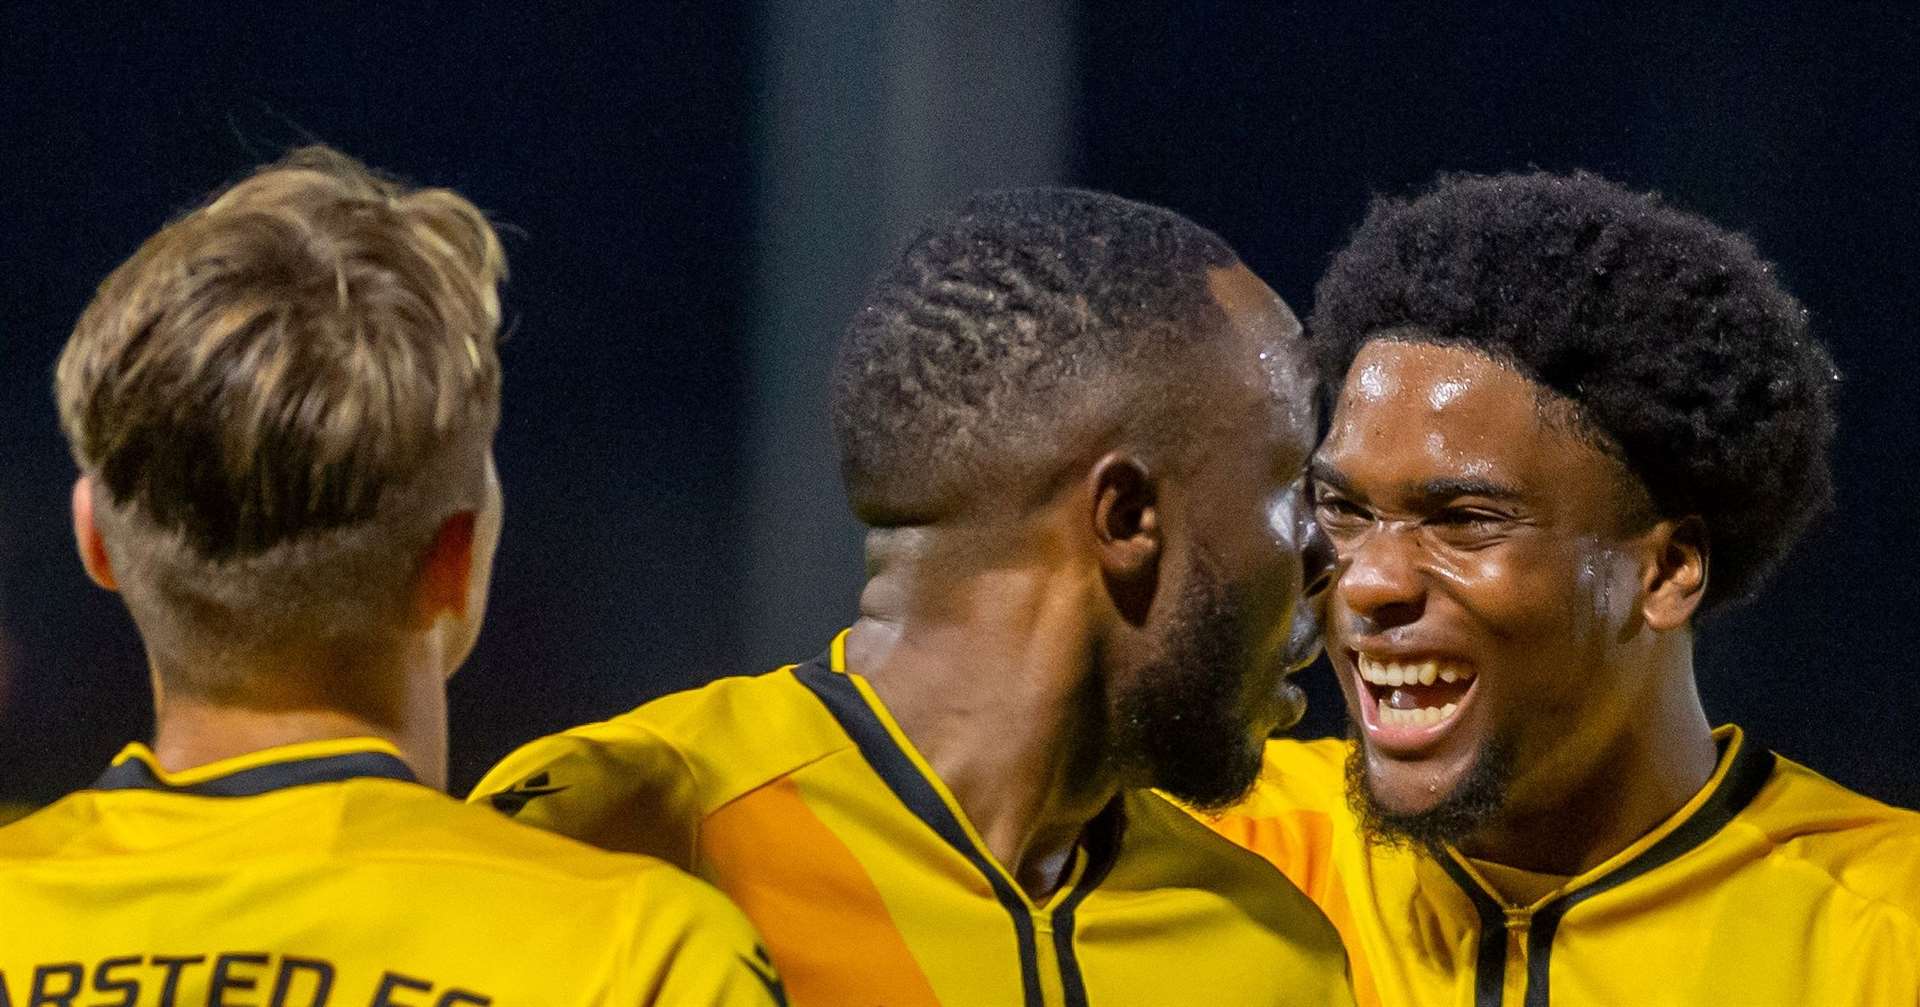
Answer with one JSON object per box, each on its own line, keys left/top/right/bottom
{"left": 832, "top": 188, "right": 1240, "bottom": 527}
{"left": 1309, "top": 171, "right": 1837, "bottom": 612}
{"left": 56, "top": 146, "right": 507, "bottom": 692}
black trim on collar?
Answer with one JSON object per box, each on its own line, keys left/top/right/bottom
{"left": 91, "top": 749, "right": 417, "bottom": 797}
{"left": 1437, "top": 853, "right": 1510, "bottom": 1007}
{"left": 1435, "top": 732, "right": 1778, "bottom": 1007}
{"left": 795, "top": 659, "right": 1053, "bottom": 1007}
{"left": 1519, "top": 736, "right": 1775, "bottom": 1007}
{"left": 1051, "top": 801, "right": 1124, "bottom": 1007}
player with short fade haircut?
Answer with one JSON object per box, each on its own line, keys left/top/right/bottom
{"left": 836, "top": 188, "right": 1245, "bottom": 527}
{"left": 476, "top": 188, "right": 1357, "bottom": 1006}
{"left": 1199, "top": 171, "right": 1920, "bottom": 1007}
{"left": 1, "top": 146, "right": 785, "bottom": 1007}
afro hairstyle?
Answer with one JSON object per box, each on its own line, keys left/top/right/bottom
{"left": 1309, "top": 170, "right": 1837, "bottom": 612}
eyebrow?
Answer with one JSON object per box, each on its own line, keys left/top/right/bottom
{"left": 1413, "top": 477, "right": 1527, "bottom": 504}
{"left": 1309, "top": 458, "right": 1526, "bottom": 504}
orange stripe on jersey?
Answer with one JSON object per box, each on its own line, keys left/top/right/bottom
{"left": 1208, "top": 809, "right": 1382, "bottom": 1007}
{"left": 701, "top": 776, "right": 941, "bottom": 1006}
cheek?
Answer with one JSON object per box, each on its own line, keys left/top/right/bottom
{"left": 1435, "top": 540, "right": 1643, "bottom": 722}
{"left": 1565, "top": 540, "right": 1647, "bottom": 650}
{"left": 1429, "top": 541, "right": 1605, "bottom": 650}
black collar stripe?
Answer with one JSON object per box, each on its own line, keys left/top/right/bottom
{"left": 1435, "top": 733, "right": 1778, "bottom": 1007}
{"left": 1437, "top": 853, "right": 1509, "bottom": 1007}
{"left": 1520, "top": 737, "right": 1776, "bottom": 1007}
{"left": 794, "top": 660, "right": 1049, "bottom": 1007}
{"left": 1050, "top": 802, "right": 1123, "bottom": 1007}
{"left": 91, "top": 750, "right": 417, "bottom": 797}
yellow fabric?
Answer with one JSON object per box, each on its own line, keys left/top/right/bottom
{"left": 1461, "top": 858, "right": 1572, "bottom": 907}
{"left": 472, "top": 636, "right": 1357, "bottom": 1007}
{"left": 0, "top": 738, "right": 785, "bottom": 1006}
{"left": 1196, "top": 726, "right": 1920, "bottom": 1007}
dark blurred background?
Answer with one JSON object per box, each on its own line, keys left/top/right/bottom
{"left": 3, "top": 2, "right": 1914, "bottom": 809}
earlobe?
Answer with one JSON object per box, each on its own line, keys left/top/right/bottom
{"left": 71, "top": 476, "right": 118, "bottom": 592}
{"left": 1641, "top": 517, "right": 1708, "bottom": 631}
{"left": 412, "top": 511, "right": 478, "bottom": 628}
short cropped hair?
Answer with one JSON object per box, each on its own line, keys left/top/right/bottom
{"left": 56, "top": 146, "right": 506, "bottom": 688}
{"left": 1309, "top": 171, "right": 1836, "bottom": 611}
{"left": 832, "top": 188, "right": 1240, "bottom": 526}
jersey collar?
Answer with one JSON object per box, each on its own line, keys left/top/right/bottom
{"left": 1429, "top": 725, "right": 1775, "bottom": 1007}
{"left": 802, "top": 630, "right": 1124, "bottom": 911}
{"left": 794, "top": 631, "right": 1121, "bottom": 1007}
{"left": 1438, "top": 723, "right": 1775, "bottom": 912}
{"left": 90, "top": 737, "right": 418, "bottom": 797}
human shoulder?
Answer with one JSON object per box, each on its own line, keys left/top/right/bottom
{"left": 469, "top": 668, "right": 855, "bottom": 860}
{"left": 1231, "top": 735, "right": 1352, "bottom": 817}
{"left": 491, "top": 668, "right": 849, "bottom": 805}
{"left": 0, "top": 795, "right": 87, "bottom": 862}
{"left": 1120, "top": 791, "right": 1347, "bottom": 956}
{"left": 356, "top": 787, "right": 784, "bottom": 1003}
{"left": 1743, "top": 753, "right": 1920, "bottom": 925}
{"left": 342, "top": 780, "right": 672, "bottom": 880}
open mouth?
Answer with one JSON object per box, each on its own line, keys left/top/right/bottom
{"left": 1353, "top": 651, "right": 1478, "bottom": 750}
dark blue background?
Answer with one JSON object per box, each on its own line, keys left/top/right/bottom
{"left": 3, "top": 2, "right": 1914, "bottom": 808}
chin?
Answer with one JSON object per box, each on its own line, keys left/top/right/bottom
{"left": 1346, "top": 725, "right": 1514, "bottom": 850}
{"left": 1360, "top": 744, "right": 1479, "bottom": 814}
{"left": 1152, "top": 728, "right": 1265, "bottom": 813}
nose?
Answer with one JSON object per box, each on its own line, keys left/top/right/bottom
{"left": 1337, "top": 524, "right": 1426, "bottom": 631}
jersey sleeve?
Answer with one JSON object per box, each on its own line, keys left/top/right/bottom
{"left": 468, "top": 722, "right": 703, "bottom": 869}
{"left": 618, "top": 870, "right": 790, "bottom": 1007}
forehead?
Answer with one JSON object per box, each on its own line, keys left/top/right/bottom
{"left": 1320, "top": 340, "right": 1603, "bottom": 498}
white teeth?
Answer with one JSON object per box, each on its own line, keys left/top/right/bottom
{"left": 1375, "top": 701, "right": 1462, "bottom": 729}
{"left": 1356, "top": 653, "right": 1475, "bottom": 688}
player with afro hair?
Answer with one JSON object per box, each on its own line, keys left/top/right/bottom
{"left": 1308, "top": 170, "right": 1836, "bottom": 610}
{"left": 1196, "top": 171, "right": 1919, "bottom": 1007}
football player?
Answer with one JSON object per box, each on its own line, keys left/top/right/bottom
{"left": 0, "top": 147, "right": 785, "bottom": 1006}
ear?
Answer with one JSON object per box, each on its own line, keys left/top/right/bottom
{"left": 1089, "top": 452, "right": 1161, "bottom": 591}
{"left": 1640, "top": 516, "right": 1708, "bottom": 631}
{"left": 71, "top": 476, "right": 118, "bottom": 592}
{"left": 410, "top": 511, "right": 478, "bottom": 629}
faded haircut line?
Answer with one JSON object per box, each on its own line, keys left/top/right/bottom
{"left": 55, "top": 146, "right": 507, "bottom": 694}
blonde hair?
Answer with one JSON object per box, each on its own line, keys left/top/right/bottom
{"left": 56, "top": 146, "right": 507, "bottom": 694}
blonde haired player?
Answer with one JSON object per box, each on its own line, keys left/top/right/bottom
{"left": 0, "top": 147, "right": 784, "bottom": 1006}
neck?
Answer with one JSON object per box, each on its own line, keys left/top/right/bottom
{"left": 847, "top": 526, "right": 1116, "bottom": 901}
{"left": 1461, "top": 638, "right": 1715, "bottom": 876}
{"left": 147, "top": 635, "right": 450, "bottom": 790}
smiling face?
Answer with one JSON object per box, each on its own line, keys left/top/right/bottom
{"left": 1115, "top": 265, "right": 1329, "bottom": 810}
{"left": 1313, "top": 339, "right": 1666, "bottom": 845}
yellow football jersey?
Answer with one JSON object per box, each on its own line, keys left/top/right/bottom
{"left": 0, "top": 737, "right": 786, "bottom": 1006}
{"left": 1195, "top": 726, "right": 1920, "bottom": 1007}
{"left": 471, "top": 634, "right": 1357, "bottom": 1007}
